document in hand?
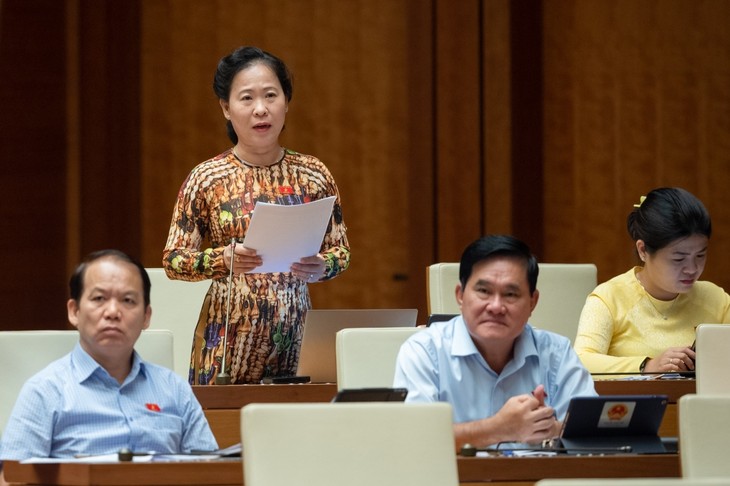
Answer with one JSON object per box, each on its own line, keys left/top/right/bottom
{"left": 243, "top": 196, "right": 336, "bottom": 274}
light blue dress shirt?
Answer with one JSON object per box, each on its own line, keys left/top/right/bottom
{"left": 0, "top": 343, "right": 218, "bottom": 460}
{"left": 393, "top": 316, "right": 596, "bottom": 424}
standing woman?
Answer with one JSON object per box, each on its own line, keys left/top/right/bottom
{"left": 574, "top": 187, "right": 730, "bottom": 374}
{"left": 163, "top": 46, "right": 350, "bottom": 384}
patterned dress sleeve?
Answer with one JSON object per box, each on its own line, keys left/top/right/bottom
{"left": 162, "top": 168, "right": 228, "bottom": 282}
{"left": 315, "top": 161, "right": 350, "bottom": 281}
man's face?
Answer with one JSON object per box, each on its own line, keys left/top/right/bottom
{"left": 67, "top": 257, "right": 151, "bottom": 364}
{"left": 456, "top": 256, "right": 538, "bottom": 352}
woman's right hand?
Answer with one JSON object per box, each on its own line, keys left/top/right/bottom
{"left": 643, "top": 345, "right": 696, "bottom": 373}
{"left": 223, "top": 243, "right": 262, "bottom": 274}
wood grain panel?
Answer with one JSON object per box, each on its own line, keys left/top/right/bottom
{"left": 482, "top": 1, "right": 513, "bottom": 235}
{"left": 76, "top": 0, "right": 142, "bottom": 257}
{"left": 434, "top": 0, "right": 483, "bottom": 262}
{"left": 0, "top": 0, "right": 68, "bottom": 330}
{"left": 140, "top": 0, "right": 435, "bottom": 318}
{"left": 543, "top": 1, "right": 730, "bottom": 291}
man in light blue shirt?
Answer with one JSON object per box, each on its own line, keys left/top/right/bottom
{"left": 394, "top": 235, "right": 596, "bottom": 451}
{"left": 0, "top": 250, "right": 217, "bottom": 482}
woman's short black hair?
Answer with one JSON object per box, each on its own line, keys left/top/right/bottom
{"left": 213, "top": 46, "right": 293, "bottom": 144}
{"left": 69, "top": 249, "right": 151, "bottom": 308}
{"left": 459, "top": 234, "right": 539, "bottom": 294}
{"left": 627, "top": 187, "right": 712, "bottom": 254}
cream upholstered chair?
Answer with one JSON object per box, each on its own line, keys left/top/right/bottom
{"left": 0, "top": 329, "right": 173, "bottom": 435}
{"left": 536, "top": 479, "right": 730, "bottom": 485}
{"left": 694, "top": 324, "right": 730, "bottom": 394}
{"left": 679, "top": 394, "right": 730, "bottom": 478}
{"left": 426, "top": 262, "right": 597, "bottom": 343}
{"left": 335, "top": 327, "right": 423, "bottom": 391}
{"left": 146, "top": 268, "right": 210, "bottom": 379}
{"left": 241, "top": 402, "right": 458, "bottom": 486}
{"left": 426, "top": 262, "right": 461, "bottom": 315}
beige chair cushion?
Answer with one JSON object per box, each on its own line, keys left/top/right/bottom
{"left": 241, "top": 402, "right": 458, "bottom": 486}
{"left": 146, "top": 268, "right": 210, "bottom": 379}
{"left": 679, "top": 394, "right": 730, "bottom": 478}
{"left": 695, "top": 324, "right": 730, "bottom": 394}
{"left": 335, "top": 327, "right": 422, "bottom": 390}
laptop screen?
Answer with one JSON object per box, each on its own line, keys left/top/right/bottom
{"left": 296, "top": 309, "right": 418, "bottom": 383}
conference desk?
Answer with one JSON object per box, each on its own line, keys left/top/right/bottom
{"left": 193, "top": 378, "right": 695, "bottom": 447}
{"left": 193, "top": 383, "right": 337, "bottom": 447}
{"left": 4, "top": 453, "right": 680, "bottom": 486}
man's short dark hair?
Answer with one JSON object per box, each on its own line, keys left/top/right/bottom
{"left": 69, "top": 249, "right": 151, "bottom": 307}
{"left": 458, "top": 235, "right": 539, "bottom": 294}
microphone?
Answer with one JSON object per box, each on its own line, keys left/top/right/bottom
{"left": 460, "top": 443, "right": 632, "bottom": 457}
{"left": 215, "top": 238, "right": 236, "bottom": 385}
{"left": 118, "top": 448, "right": 153, "bottom": 461}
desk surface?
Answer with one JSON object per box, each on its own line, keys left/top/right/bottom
{"left": 193, "top": 379, "right": 695, "bottom": 447}
{"left": 4, "top": 454, "right": 679, "bottom": 486}
{"left": 192, "top": 383, "right": 337, "bottom": 409}
{"left": 192, "top": 378, "right": 695, "bottom": 408}
{"left": 593, "top": 377, "right": 694, "bottom": 402}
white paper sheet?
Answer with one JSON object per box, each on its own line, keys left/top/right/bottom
{"left": 22, "top": 453, "right": 221, "bottom": 463}
{"left": 242, "top": 196, "right": 336, "bottom": 274}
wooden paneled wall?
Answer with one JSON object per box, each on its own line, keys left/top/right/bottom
{"left": 542, "top": 0, "right": 730, "bottom": 288}
{"left": 1, "top": 0, "right": 729, "bottom": 330}
{"left": 0, "top": 0, "right": 69, "bottom": 329}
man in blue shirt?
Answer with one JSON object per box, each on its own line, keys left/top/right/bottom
{"left": 0, "top": 250, "right": 217, "bottom": 483}
{"left": 394, "top": 235, "right": 596, "bottom": 451}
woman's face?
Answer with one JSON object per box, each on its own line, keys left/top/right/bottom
{"left": 220, "top": 62, "right": 287, "bottom": 152}
{"left": 638, "top": 233, "right": 708, "bottom": 300}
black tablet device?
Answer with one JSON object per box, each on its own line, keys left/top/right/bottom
{"left": 560, "top": 394, "right": 669, "bottom": 454}
{"left": 332, "top": 387, "right": 408, "bottom": 402}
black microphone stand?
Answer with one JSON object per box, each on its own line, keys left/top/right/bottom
{"left": 215, "top": 238, "right": 236, "bottom": 385}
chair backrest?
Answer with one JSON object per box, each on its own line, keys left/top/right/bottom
{"left": 146, "top": 268, "right": 210, "bottom": 379}
{"left": 536, "top": 479, "right": 730, "bottom": 485}
{"left": 426, "top": 262, "right": 597, "bottom": 343}
{"left": 0, "top": 329, "right": 173, "bottom": 435}
{"left": 241, "top": 402, "right": 458, "bottom": 486}
{"left": 679, "top": 394, "right": 730, "bottom": 478}
{"left": 695, "top": 324, "right": 730, "bottom": 394}
{"left": 335, "top": 327, "right": 423, "bottom": 391}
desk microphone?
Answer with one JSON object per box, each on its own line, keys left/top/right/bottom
{"left": 118, "top": 448, "right": 152, "bottom": 461}
{"left": 460, "top": 443, "right": 632, "bottom": 457}
{"left": 215, "top": 238, "right": 236, "bottom": 385}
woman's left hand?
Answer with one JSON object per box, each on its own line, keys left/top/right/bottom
{"left": 291, "top": 254, "right": 326, "bottom": 283}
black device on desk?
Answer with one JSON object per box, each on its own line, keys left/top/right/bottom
{"left": 426, "top": 314, "right": 458, "bottom": 326}
{"left": 332, "top": 387, "right": 408, "bottom": 402}
{"left": 559, "top": 394, "right": 669, "bottom": 454}
{"left": 260, "top": 375, "right": 311, "bottom": 384}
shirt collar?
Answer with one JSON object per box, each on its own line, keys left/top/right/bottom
{"left": 451, "top": 315, "right": 539, "bottom": 363}
{"left": 70, "top": 342, "right": 146, "bottom": 385}
{"left": 451, "top": 315, "right": 481, "bottom": 357}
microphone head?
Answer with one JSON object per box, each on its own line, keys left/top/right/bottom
{"left": 118, "top": 448, "right": 133, "bottom": 462}
{"left": 460, "top": 444, "right": 477, "bottom": 457}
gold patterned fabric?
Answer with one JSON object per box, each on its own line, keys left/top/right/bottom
{"left": 163, "top": 148, "right": 350, "bottom": 384}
